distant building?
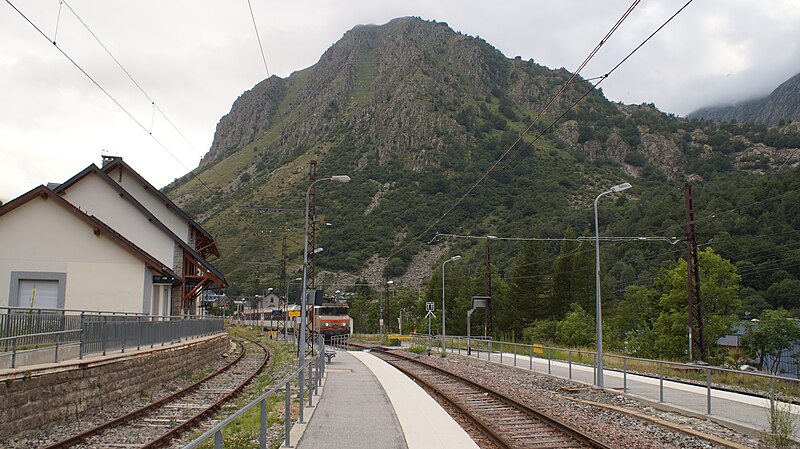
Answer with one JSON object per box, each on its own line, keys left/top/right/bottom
{"left": 0, "top": 156, "right": 226, "bottom": 315}
{"left": 718, "top": 322, "right": 800, "bottom": 379}
{"left": 251, "top": 292, "right": 281, "bottom": 312}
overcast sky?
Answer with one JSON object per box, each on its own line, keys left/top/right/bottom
{"left": 2, "top": 0, "right": 799, "bottom": 203}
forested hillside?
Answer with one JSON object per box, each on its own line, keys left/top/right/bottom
{"left": 164, "top": 17, "right": 800, "bottom": 362}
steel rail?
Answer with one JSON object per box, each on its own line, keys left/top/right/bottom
{"left": 42, "top": 338, "right": 267, "bottom": 449}
{"left": 141, "top": 338, "right": 271, "bottom": 448}
{"left": 368, "top": 345, "right": 612, "bottom": 449}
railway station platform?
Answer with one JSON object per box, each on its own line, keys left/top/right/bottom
{"left": 292, "top": 350, "right": 479, "bottom": 449}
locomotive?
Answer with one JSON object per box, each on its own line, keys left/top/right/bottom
{"left": 313, "top": 302, "right": 351, "bottom": 340}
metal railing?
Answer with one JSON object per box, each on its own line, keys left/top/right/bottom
{"left": 0, "top": 306, "right": 147, "bottom": 350}
{"left": 410, "top": 334, "right": 800, "bottom": 418}
{"left": 330, "top": 334, "right": 350, "bottom": 351}
{"left": 182, "top": 334, "right": 327, "bottom": 449}
{"left": 1, "top": 307, "right": 224, "bottom": 369}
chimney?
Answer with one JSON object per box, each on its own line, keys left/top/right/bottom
{"left": 102, "top": 155, "right": 121, "bottom": 167}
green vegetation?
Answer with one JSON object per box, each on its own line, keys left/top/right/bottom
{"left": 164, "top": 19, "right": 800, "bottom": 371}
{"left": 765, "top": 400, "right": 796, "bottom": 449}
{"left": 742, "top": 309, "right": 800, "bottom": 374}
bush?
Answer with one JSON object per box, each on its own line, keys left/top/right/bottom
{"left": 624, "top": 151, "right": 646, "bottom": 167}
{"left": 523, "top": 320, "right": 558, "bottom": 343}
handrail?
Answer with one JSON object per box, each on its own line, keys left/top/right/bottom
{"left": 0, "top": 329, "right": 81, "bottom": 342}
{"left": 1, "top": 317, "right": 225, "bottom": 369}
{"left": 1, "top": 306, "right": 149, "bottom": 316}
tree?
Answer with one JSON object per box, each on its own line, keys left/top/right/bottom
{"left": 522, "top": 319, "right": 558, "bottom": 344}
{"left": 570, "top": 240, "right": 596, "bottom": 314}
{"left": 738, "top": 287, "right": 772, "bottom": 319}
{"left": 655, "top": 247, "right": 742, "bottom": 361}
{"left": 741, "top": 309, "right": 800, "bottom": 374}
{"left": 556, "top": 304, "right": 595, "bottom": 347}
{"left": 606, "top": 285, "right": 660, "bottom": 356}
{"left": 505, "top": 238, "right": 552, "bottom": 335}
{"left": 550, "top": 229, "right": 579, "bottom": 319}
{"left": 605, "top": 247, "right": 741, "bottom": 362}
{"left": 764, "top": 279, "right": 800, "bottom": 312}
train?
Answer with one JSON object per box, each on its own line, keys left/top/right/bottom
{"left": 314, "top": 302, "right": 351, "bottom": 339}
{"left": 237, "top": 301, "right": 351, "bottom": 341}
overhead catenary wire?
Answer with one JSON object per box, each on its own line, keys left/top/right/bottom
{"left": 246, "top": 0, "right": 271, "bottom": 78}
{"left": 58, "top": 0, "right": 206, "bottom": 156}
{"left": 52, "top": 0, "right": 63, "bottom": 44}
{"left": 430, "top": 232, "right": 681, "bottom": 244}
{"left": 5, "top": 0, "right": 214, "bottom": 194}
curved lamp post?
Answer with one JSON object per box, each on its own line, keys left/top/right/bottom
{"left": 441, "top": 255, "right": 461, "bottom": 352}
{"left": 594, "top": 182, "right": 631, "bottom": 387}
{"left": 299, "top": 176, "right": 350, "bottom": 369}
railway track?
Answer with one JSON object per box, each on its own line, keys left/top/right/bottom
{"left": 43, "top": 338, "right": 270, "bottom": 449}
{"left": 362, "top": 345, "right": 611, "bottom": 449}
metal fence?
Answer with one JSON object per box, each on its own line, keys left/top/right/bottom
{"left": 409, "top": 334, "right": 800, "bottom": 417}
{"left": 0, "top": 307, "right": 224, "bottom": 369}
{"left": 182, "top": 334, "right": 327, "bottom": 449}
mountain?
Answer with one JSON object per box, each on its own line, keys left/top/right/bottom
{"left": 688, "top": 72, "right": 800, "bottom": 126}
{"left": 164, "top": 17, "right": 800, "bottom": 307}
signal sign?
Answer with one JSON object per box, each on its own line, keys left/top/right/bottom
{"left": 425, "top": 302, "right": 434, "bottom": 312}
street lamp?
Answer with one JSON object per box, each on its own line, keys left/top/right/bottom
{"left": 594, "top": 182, "right": 631, "bottom": 387}
{"left": 300, "top": 176, "right": 350, "bottom": 371}
{"left": 441, "top": 255, "right": 461, "bottom": 352}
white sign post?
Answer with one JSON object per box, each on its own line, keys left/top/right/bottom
{"left": 424, "top": 304, "right": 436, "bottom": 350}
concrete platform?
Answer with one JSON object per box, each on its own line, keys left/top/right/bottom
{"left": 294, "top": 350, "right": 479, "bottom": 449}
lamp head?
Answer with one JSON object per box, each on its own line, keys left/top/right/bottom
{"left": 331, "top": 175, "right": 351, "bottom": 183}
{"left": 450, "top": 255, "right": 462, "bottom": 261}
{"left": 610, "top": 182, "right": 632, "bottom": 193}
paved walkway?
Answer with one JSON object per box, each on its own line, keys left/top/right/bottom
{"left": 294, "top": 350, "right": 479, "bottom": 449}
{"left": 295, "top": 351, "right": 407, "bottom": 449}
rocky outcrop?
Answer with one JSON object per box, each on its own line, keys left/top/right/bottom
{"left": 202, "top": 77, "right": 286, "bottom": 166}
{"left": 638, "top": 133, "right": 685, "bottom": 178}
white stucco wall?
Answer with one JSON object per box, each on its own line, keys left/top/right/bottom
{"left": 107, "top": 166, "right": 190, "bottom": 245}
{"left": 0, "top": 195, "right": 147, "bottom": 312}
{"left": 59, "top": 173, "right": 175, "bottom": 268}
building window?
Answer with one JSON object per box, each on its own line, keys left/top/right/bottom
{"left": 9, "top": 272, "right": 67, "bottom": 310}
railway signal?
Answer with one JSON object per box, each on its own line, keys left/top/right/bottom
{"left": 425, "top": 306, "right": 436, "bottom": 349}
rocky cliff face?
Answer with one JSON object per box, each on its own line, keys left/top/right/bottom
{"left": 170, "top": 17, "right": 800, "bottom": 291}
{"left": 199, "top": 17, "right": 586, "bottom": 172}
{"left": 688, "top": 72, "right": 800, "bottom": 126}
{"left": 201, "top": 76, "right": 286, "bottom": 166}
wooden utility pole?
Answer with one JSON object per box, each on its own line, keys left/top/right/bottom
{"left": 685, "top": 182, "right": 705, "bottom": 362}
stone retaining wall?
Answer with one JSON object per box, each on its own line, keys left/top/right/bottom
{"left": 0, "top": 334, "right": 230, "bottom": 438}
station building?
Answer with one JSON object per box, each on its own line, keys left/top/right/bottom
{"left": 0, "top": 156, "right": 226, "bottom": 316}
